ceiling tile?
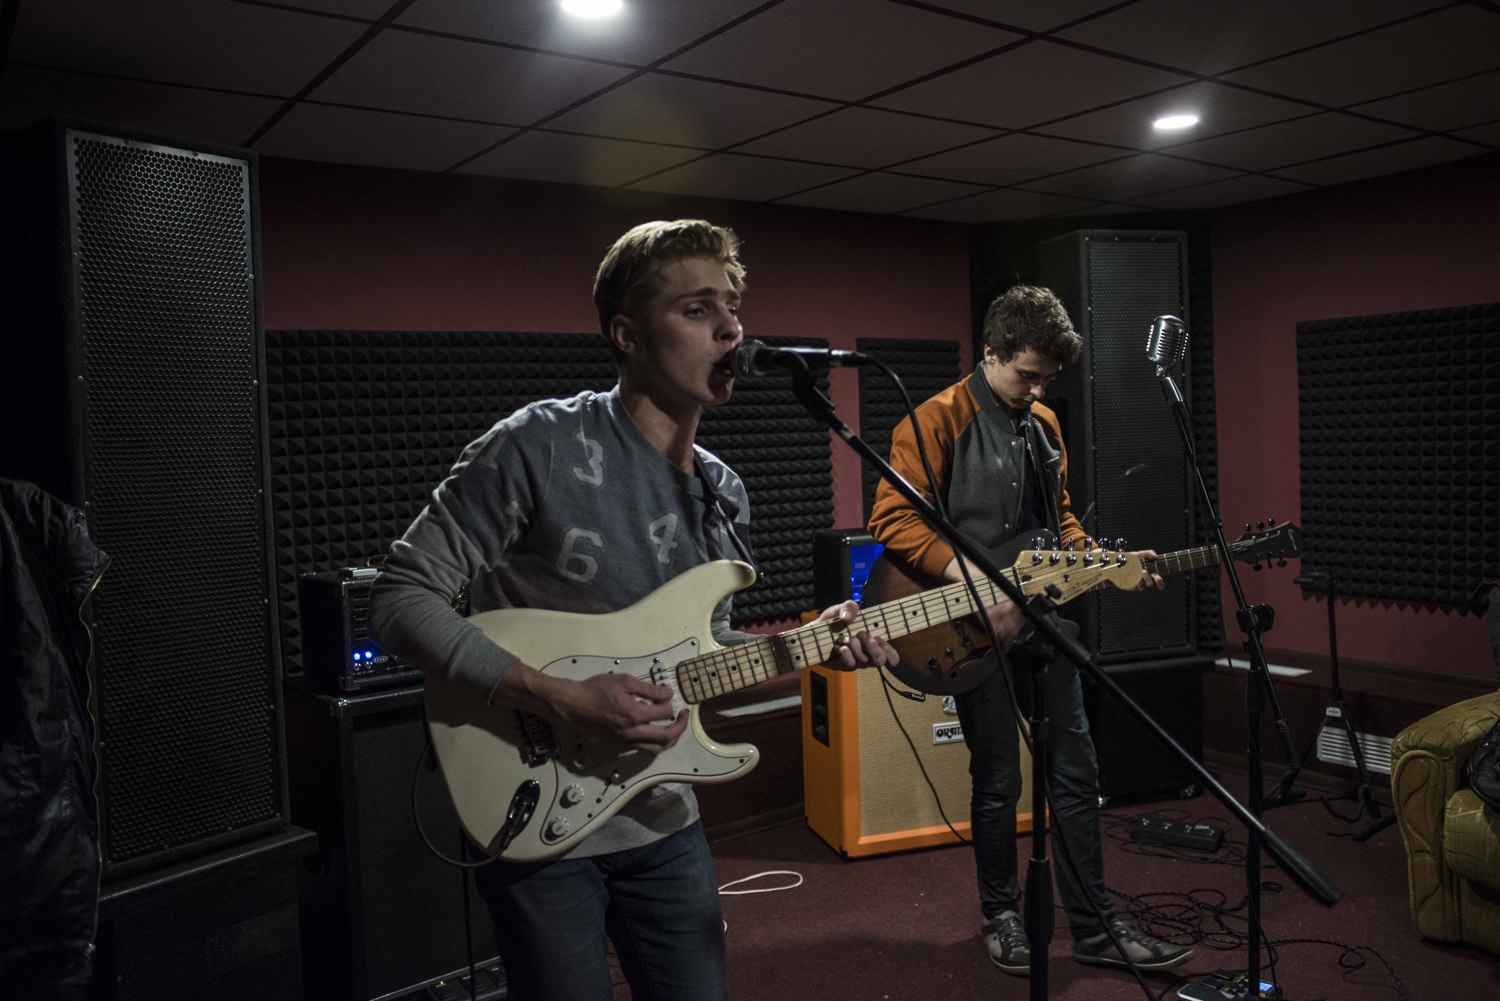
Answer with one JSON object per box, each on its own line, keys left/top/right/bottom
{"left": 776, "top": 172, "right": 989, "bottom": 214}
{"left": 1129, "top": 174, "right": 1314, "bottom": 210}
{"left": 1349, "top": 70, "right": 1500, "bottom": 132}
{"left": 545, "top": 73, "right": 838, "bottom": 148}
{"left": 1039, "top": 81, "right": 1314, "bottom": 150}
{"left": 1052, "top": 202, "right": 1154, "bottom": 217}
{"left": 658, "top": 0, "right": 1019, "bottom": 102}
{"left": 733, "top": 107, "right": 999, "bottom": 168}
{"left": 9, "top": 0, "right": 365, "bottom": 96}
{"left": 916, "top": 1, "right": 1123, "bottom": 32}
{"left": 1220, "top": 6, "right": 1500, "bottom": 108}
{"left": 1057, "top": 0, "right": 1443, "bottom": 76}
{"left": 900, "top": 187, "right": 1098, "bottom": 223}
{"left": 871, "top": 39, "right": 1193, "bottom": 130}
{"left": 1453, "top": 122, "right": 1500, "bottom": 146}
{"left": 1023, "top": 153, "right": 1241, "bottom": 200}
{"left": 623, "top": 152, "right": 859, "bottom": 202}
{"left": 454, "top": 131, "right": 705, "bottom": 186}
{"left": 271, "top": 1, "right": 389, "bottom": 17}
{"left": 1269, "top": 136, "right": 1487, "bottom": 185}
{"left": 900, "top": 132, "right": 1124, "bottom": 185}
{"left": 395, "top": 0, "right": 772, "bottom": 65}
{"left": 254, "top": 104, "right": 515, "bottom": 172}
{"left": 0, "top": 64, "right": 284, "bottom": 146}
{"left": 309, "top": 30, "right": 630, "bottom": 123}
{"left": 1158, "top": 112, "right": 1419, "bottom": 172}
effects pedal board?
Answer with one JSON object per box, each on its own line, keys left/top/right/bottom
{"left": 1128, "top": 814, "right": 1226, "bottom": 852}
{"left": 1177, "top": 969, "right": 1282, "bottom": 1000}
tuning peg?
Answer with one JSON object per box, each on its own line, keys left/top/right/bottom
{"left": 1257, "top": 520, "right": 1266, "bottom": 531}
{"left": 1031, "top": 534, "right": 1049, "bottom": 550}
{"left": 1251, "top": 562, "right": 1263, "bottom": 571}
{"left": 1277, "top": 558, "right": 1287, "bottom": 567}
{"left": 1113, "top": 537, "right": 1126, "bottom": 552}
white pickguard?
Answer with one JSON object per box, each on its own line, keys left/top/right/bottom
{"left": 424, "top": 560, "right": 761, "bottom": 863}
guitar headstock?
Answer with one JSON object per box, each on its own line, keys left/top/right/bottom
{"left": 1231, "top": 520, "right": 1303, "bottom": 568}
{"left": 1015, "top": 547, "right": 1139, "bottom": 602}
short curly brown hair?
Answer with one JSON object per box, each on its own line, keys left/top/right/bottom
{"left": 593, "top": 220, "right": 746, "bottom": 347}
{"left": 981, "top": 285, "right": 1082, "bottom": 366}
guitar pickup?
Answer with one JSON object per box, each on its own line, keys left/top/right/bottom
{"left": 517, "top": 710, "right": 558, "bottom": 767}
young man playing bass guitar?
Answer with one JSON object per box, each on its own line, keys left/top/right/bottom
{"left": 369, "top": 220, "right": 895, "bottom": 1001}
{"left": 868, "top": 284, "right": 1194, "bottom": 977}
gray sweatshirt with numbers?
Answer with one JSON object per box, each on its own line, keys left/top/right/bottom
{"left": 368, "top": 386, "right": 753, "bottom": 856}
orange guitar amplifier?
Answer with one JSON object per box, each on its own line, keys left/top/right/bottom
{"left": 801, "top": 657, "right": 1037, "bottom": 858}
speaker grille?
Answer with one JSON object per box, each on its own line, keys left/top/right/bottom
{"left": 1084, "top": 239, "right": 1194, "bottom": 655}
{"left": 1035, "top": 232, "right": 1196, "bottom": 661}
{"left": 66, "top": 131, "right": 281, "bottom": 873}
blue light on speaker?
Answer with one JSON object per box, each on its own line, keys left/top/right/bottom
{"left": 848, "top": 541, "right": 884, "bottom": 604}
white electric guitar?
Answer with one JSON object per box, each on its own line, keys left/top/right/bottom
{"left": 426, "top": 537, "right": 1237, "bottom": 862}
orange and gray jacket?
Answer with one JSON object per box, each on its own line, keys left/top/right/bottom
{"left": 869, "top": 364, "right": 1085, "bottom": 581}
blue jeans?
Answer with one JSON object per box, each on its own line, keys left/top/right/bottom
{"left": 470, "top": 820, "right": 727, "bottom": 1001}
{"left": 954, "top": 622, "right": 1116, "bottom": 940}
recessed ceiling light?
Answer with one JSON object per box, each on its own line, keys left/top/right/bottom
{"left": 1153, "top": 114, "right": 1200, "bottom": 131}
{"left": 561, "top": 0, "right": 624, "bottom": 18}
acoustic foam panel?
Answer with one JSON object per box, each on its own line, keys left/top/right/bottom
{"left": 264, "top": 331, "right": 834, "bottom": 675}
{"left": 1297, "top": 302, "right": 1499, "bottom": 606}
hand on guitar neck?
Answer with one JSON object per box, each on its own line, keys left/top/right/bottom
{"left": 941, "top": 542, "right": 1166, "bottom": 649}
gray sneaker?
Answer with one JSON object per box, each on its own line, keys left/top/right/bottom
{"left": 1073, "top": 918, "right": 1194, "bottom": 971}
{"left": 982, "top": 912, "right": 1030, "bottom": 976}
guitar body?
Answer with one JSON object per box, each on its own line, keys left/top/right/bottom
{"left": 424, "top": 560, "right": 760, "bottom": 863}
{"left": 863, "top": 533, "right": 1048, "bottom": 696}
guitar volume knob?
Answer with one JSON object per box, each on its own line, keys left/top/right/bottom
{"left": 560, "top": 783, "right": 585, "bottom": 807}
{"left": 546, "top": 816, "right": 572, "bottom": 840}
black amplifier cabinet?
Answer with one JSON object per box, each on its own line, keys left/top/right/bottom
{"left": 299, "top": 568, "right": 422, "bottom": 695}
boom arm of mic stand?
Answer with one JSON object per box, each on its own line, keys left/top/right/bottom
{"left": 787, "top": 366, "right": 1340, "bottom": 909}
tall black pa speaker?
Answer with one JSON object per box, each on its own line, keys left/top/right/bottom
{"left": 1034, "top": 230, "right": 1196, "bottom": 662}
{"left": 0, "top": 120, "right": 286, "bottom": 876}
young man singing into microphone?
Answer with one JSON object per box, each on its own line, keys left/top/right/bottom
{"left": 369, "top": 219, "right": 894, "bottom": 1001}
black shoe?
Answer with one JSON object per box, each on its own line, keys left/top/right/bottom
{"left": 982, "top": 912, "right": 1030, "bottom": 976}
{"left": 1073, "top": 919, "right": 1194, "bottom": 971}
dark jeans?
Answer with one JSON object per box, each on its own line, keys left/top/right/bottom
{"left": 471, "top": 820, "right": 727, "bottom": 1001}
{"left": 955, "top": 622, "right": 1116, "bottom": 940}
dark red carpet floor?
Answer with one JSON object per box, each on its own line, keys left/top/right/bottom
{"left": 656, "top": 770, "right": 1499, "bottom": 1001}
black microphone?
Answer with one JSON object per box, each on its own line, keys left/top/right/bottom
{"left": 733, "top": 338, "right": 868, "bottom": 378}
{"left": 1146, "top": 314, "right": 1187, "bottom": 376}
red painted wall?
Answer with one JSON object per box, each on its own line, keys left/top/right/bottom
{"left": 257, "top": 157, "right": 972, "bottom": 564}
{"left": 1211, "top": 153, "right": 1500, "bottom": 679}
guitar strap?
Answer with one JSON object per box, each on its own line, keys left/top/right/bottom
{"left": 694, "top": 457, "right": 765, "bottom": 580}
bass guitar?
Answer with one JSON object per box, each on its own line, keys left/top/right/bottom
{"left": 862, "top": 521, "right": 1302, "bottom": 695}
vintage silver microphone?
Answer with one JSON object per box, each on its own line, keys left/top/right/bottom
{"left": 1146, "top": 314, "right": 1187, "bottom": 377}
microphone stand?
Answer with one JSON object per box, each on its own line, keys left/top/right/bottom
{"left": 784, "top": 362, "right": 1340, "bottom": 1001}
{"left": 1154, "top": 364, "right": 1304, "bottom": 996}
{"left": 1267, "top": 570, "right": 1396, "bottom": 841}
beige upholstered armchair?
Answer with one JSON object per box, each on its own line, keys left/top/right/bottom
{"left": 1390, "top": 690, "right": 1500, "bottom": 955}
